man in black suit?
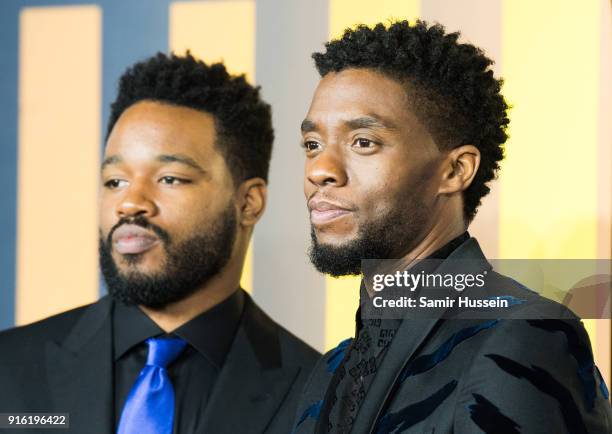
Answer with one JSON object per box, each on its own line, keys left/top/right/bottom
{"left": 0, "top": 52, "right": 319, "bottom": 434}
{"left": 293, "top": 21, "right": 611, "bottom": 433}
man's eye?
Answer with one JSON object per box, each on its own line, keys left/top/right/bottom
{"left": 302, "top": 141, "right": 321, "bottom": 152}
{"left": 104, "top": 179, "right": 127, "bottom": 189}
{"left": 353, "top": 138, "right": 375, "bottom": 148}
{"left": 159, "top": 176, "right": 189, "bottom": 185}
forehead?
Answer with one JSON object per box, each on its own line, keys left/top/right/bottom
{"left": 105, "top": 100, "right": 217, "bottom": 160}
{"left": 307, "top": 68, "right": 411, "bottom": 126}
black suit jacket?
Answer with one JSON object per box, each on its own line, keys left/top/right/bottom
{"left": 293, "top": 238, "right": 612, "bottom": 433}
{"left": 0, "top": 291, "right": 320, "bottom": 434}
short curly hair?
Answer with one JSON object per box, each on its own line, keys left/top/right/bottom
{"left": 313, "top": 20, "right": 509, "bottom": 222}
{"left": 107, "top": 52, "right": 274, "bottom": 183}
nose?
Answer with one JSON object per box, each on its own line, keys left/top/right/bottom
{"left": 306, "top": 146, "right": 348, "bottom": 188}
{"left": 115, "top": 181, "right": 157, "bottom": 219}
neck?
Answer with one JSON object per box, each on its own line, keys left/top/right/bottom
{"left": 399, "top": 197, "right": 467, "bottom": 263}
{"left": 400, "top": 218, "right": 465, "bottom": 266}
{"left": 139, "top": 279, "right": 239, "bottom": 333}
{"left": 364, "top": 208, "right": 466, "bottom": 297}
{"left": 140, "top": 232, "right": 248, "bottom": 333}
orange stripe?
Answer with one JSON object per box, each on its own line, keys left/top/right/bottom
{"left": 17, "top": 5, "right": 101, "bottom": 325}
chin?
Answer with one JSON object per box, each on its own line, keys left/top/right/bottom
{"left": 115, "top": 256, "right": 161, "bottom": 275}
{"left": 312, "top": 226, "right": 359, "bottom": 245}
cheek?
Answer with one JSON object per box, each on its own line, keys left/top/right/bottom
{"left": 158, "top": 192, "right": 231, "bottom": 234}
{"left": 390, "top": 163, "right": 441, "bottom": 213}
{"left": 349, "top": 161, "right": 401, "bottom": 214}
{"left": 158, "top": 201, "right": 204, "bottom": 235}
{"left": 353, "top": 161, "right": 437, "bottom": 222}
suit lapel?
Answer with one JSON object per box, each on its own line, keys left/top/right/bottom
{"left": 201, "top": 294, "right": 299, "bottom": 434}
{"left": 350, "top": 317, "right": 441, "bottom": 434}
{"left": 45, "top": 297, "right": 114, "bottom": 434}
{"left": 352, "top": 238, "right": 492, "bottom": 433}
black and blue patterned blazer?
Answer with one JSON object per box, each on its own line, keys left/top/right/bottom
{"left": 293, "top": 238, "right": 612, "bottom": 433}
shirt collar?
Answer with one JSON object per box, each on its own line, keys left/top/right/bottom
{"left": 356, "top": 231, "right": 471, "bottom": 333}
{"left": 113, "top": 289, "right": 245, "bottom": 368}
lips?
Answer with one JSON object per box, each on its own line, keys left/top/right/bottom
{"left": 112, "top": 224, "right": 159, "bottom": 255}
{"left": 308, "top": 198, "right": 353, "bottom": 225}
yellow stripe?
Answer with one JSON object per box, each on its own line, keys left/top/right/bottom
{"left": 240, "top": 240, "right": 253, "bottom": 294}
{"left": 325, "top": 275, "right": 360, "bottom": 351}
{"left": 169, "top": 0, "right": 256, "bottom": 293}
{"left": 329, "top": 0, "right": 420, "bottom": 39}
{"left": 169, "top": 0, "right": 255, "bottom": 82}
{"left": 501, "top": 0, "right": 606, "bottom": 374}
{"left": 17, "top": 5, "right": 101, "bottom": 325}
{"left": 500, "top": 0, "right": 599, "bottom": 260}
{"left": 596, "top": 0, "right": 612, "bottom": 388}
{"left": 325, "top": 0, "right": 420, "bottom": 351}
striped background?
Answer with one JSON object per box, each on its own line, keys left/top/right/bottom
{"left": 0, "top": 0, "right": 610, "bottom": 387}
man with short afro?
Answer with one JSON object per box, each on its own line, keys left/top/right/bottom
{"left": 295, "top": 21, "right": 611, "bottom": 433}
{"left": 0, "top": 52, "right": 320, "bottom": 434}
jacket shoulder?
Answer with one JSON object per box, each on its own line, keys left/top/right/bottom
{"left": 483, "top": 269, "right": 580, "bottom": 320}
{"left": 278, "top": 325, "right": 321, "bottom": 368}
{"left": 243, "top": 293, "right": 320, "bottom": 370}
{"left": 0, "top": 302, "right": 95, "bottom": 363}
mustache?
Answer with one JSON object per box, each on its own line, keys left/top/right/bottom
{"left": 106, "top": 215, "right": 171, "bottom": 247}
{"left": 307, "top": 192, "right": 357, "bottom": 212}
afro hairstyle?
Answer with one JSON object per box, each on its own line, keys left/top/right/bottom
{"left": 107, "top": 52, "right": 274, "bottom": 184}
{"left": 313, "top": 20, "right": 509, "bottom": 222}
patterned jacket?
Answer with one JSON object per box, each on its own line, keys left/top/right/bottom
{"left": 293, "top": 238, "right": 612, "bottom": 434}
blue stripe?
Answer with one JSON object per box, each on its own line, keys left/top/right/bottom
{"left": 595, "top": 366, "right": 609, "bottom": 400}
{"left": 468, "top": 393, "right": 521, "bottom": 433}
{"left": 486, "top": 354, "right": 588, "bottom": 434}
{"left": 399, "top": 320, "right": 499, "bottom": 382}
{"left": 486, "top": 295, "right": 525, "bottom": 306}
{"left": 326, "top": 337, "right": 352, "bottom": 373}
{"left": 99, "top": 0, "right": 169, "bottom": 296}
{"left": 376, "top": 380, "right": 458, "bottom": 433}
{"left": 292, "top": 400, "right": 323, "bottom": 433}
{"left": 527, "top": 319, "right": 599, "bottom": 411}
{"left": 0, "top": 2, "right": 20, "bottom": 331}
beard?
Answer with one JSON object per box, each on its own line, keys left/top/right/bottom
{"left": 99, "top": 205, "right": 236, "bottom": 309}
{"left": 308, "top": 193, "right": 429, "bottom": 277}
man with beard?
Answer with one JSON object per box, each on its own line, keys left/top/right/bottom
{"left": 0, "top": 53, "right": 319, "bottom": 434}
{"left": 293, "top": 21, "right": 611, "bottom": 434}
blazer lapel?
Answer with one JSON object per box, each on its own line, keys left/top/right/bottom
{"left": 201, "top": 294, "right": 300, "bottom": 434}
{"left": 349, "top": 317, "right": 441, "bottom": 434}
{"left": 45, "top": 296, "right": 114, "bottom": 434}
{"left": 352, "top": 238, "right": 493, "bottom": 433}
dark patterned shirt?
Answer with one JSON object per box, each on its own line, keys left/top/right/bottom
{"left": 320, "top": 233, "right": 470, "bottom": 433}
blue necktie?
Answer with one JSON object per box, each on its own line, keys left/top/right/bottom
{"left": 117, "top": 337, "right": 187, "bottom": 434}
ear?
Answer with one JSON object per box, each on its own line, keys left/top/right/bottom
{"left": 438, "top": 145, "right": 480, "bottom": 195}
{"left": 236, "top": 177, "right": 267, "bottom": 227}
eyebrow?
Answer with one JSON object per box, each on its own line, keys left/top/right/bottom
{"left": 301, "top": 119, "right": 317, "bottom": 133}
{"left": 101, "top": 153, "right": 205, "bottom": 173}
{"left": 156, "top": 154, "right": 205, "bottom": 173}
{"left": 101, "top": 155, "right": 122, "bottom": 170}
{"left": 300, "top": 115, "right": 396, "bottom": 134}
{"left": 345, "top": 116, "right": 396, "bottom": 131}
